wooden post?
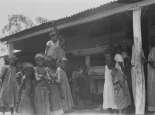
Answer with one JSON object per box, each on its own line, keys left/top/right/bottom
{"left": 8, "top": 42, "right": 14, "bottom": 56}
{"left": 132, "top": 8, "right": 145, "bottom": 114}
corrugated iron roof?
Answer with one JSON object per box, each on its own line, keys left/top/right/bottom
{"left": 0, "top": 1, "right": 127, "bottom": 41}
{"left": 54, "top": 1, "right": 123, "bottom": 25}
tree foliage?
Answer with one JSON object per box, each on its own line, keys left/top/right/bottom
{"left": 0, "top": 42, "right": 8, "bottom": 56}
{"left": 2, "top": 14, "right": 34, "bottom": 36}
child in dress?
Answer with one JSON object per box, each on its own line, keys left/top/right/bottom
{"left": 17, "top": 63, "right": 35, "bottom": 115}
{"left": 111, "top": 51, "right": 131, "bottom": 114}
{"left": 0, "top": 55, "right": 18, "bottom": 115}
{"left": 46, "top": 56, "right": 64, "bottom": 115}
{"left": 57, "top": 58, "right": 74, "bottom": 112}
{"left": 34, "top": 53, "right": 50, "bottom": 115}
{"left": 103, "top": 53, "right": 117, "bottom": 112}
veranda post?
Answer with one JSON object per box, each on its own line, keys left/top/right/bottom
{"left": 132, "top": 7, "right": 145, "bottom": 114}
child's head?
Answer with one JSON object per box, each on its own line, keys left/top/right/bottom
{"left": 49, "top": 26, "right": 59, "bottom": 43}
{"left": 46, "top": 56, "right": 57, "bottom": 69}
{"left": 57, "top": 57, "right": 67, "bottom": 69}
{"left": 77, "top": 67, "right": 83, "bottom": 73}
{"left": 77, "top": 65, "right": 87, "bottom": 74}
{"left": 5, "top": 55, "right": 18, "bottom": 66}
{"left": 4, "top": 55, "right": 9, "bottom": 65}
{"left": 35, "top": 53, "right": 45, "bottom": 67}
{"left": 105, "top": 53, "right": 114, "bottom": 69}
{"left": 23, "top": 63, "right": 35, "bottom": 80}
{"left": 115, "top": 45, "right": 122, "bottom": 54}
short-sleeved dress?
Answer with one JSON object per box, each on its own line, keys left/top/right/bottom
{"left": 0, "top": 65, "right": 18, "bottom": 109}
{"left": 57, "top": 67, "right": 74, "bottom": 112}
{"left": 103, "top": 65, "right": 117, "bottom": 109}
{"left": 47, "top": 67, "right": 64, "bottom": 115}
{"left": 34, "top": 67, "right": 50, "bottom": 115}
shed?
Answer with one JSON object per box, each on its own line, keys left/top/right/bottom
{"left": 1, "top": 0, "right": 155, "bottom": 114}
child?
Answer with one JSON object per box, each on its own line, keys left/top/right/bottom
{"left": 46, "top": 56, "right": 64, "bottom": 115}
{"left": 57, "top": 58, "right": 74, "bottom": 112}
{"left": 71, "top": 68, "right": 80, "bottom": 107}
{"left": 45, "top": 26, "right": 66, "bottom": 61}
{"left": 17, "top": 63, "right": 35, "bottom": 115}
{"left": 111, "top": 52, "right": 131, "bottom": 113}
{"left": 0, "top": 55, "right": 18, "bottom": 115}
{"left": 34, "top": 53, "right": 50, "bottom": 115}
{"left": 103, "top": 53, "right": 117, "bottom": 112}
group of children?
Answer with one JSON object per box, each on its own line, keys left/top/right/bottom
{"left": 0, "top": 53, "right": 74, "bottom": 115}
{"left": 0, "top": 23, "right": 134, "bottom": 115}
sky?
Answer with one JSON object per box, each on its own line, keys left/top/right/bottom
{"left": 0, "top": 0, "right": 115, "bottom": 36}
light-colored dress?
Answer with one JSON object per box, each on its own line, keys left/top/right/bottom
{"left": 18, "top": 78, "right": 34, "bottom": 115}
{"left": 57, "top": 67, "right": 74, "bottom": 112}
{"left": 0, "top": 65, "right": 17, "bottom": 108}
{"left": 103, "top": 65, "right": 117, "bottom": 109}
{"left": 147, "top": 47, "right": 155, "bottom": 111}
{"left": 34, "top": 67, "right": 50, "bottom": 115}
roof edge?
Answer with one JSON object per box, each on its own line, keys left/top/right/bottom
{"left": 1, "top": 0, "right": 155, "bottom": 42}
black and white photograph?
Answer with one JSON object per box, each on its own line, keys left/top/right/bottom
{"left": 0, "top": 0, "right": 154, "bottom": 114}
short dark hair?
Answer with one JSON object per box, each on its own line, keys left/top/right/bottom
{"left": 3, "top": 55, "right": 9, "bottom": 65}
